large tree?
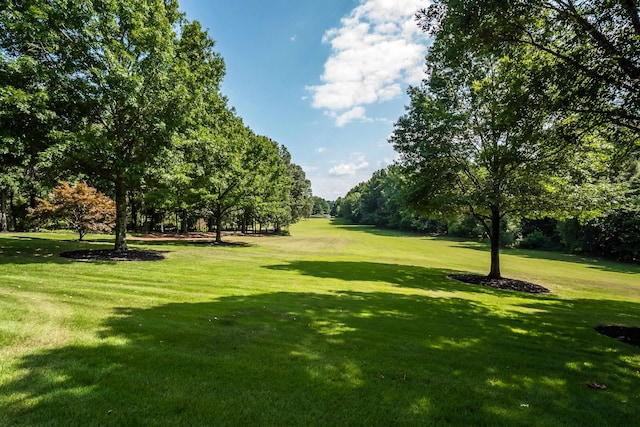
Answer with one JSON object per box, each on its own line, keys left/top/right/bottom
{"left": 391, "top": 44, "right": 618, "bottom": 278}
{"left": 2, "top": 0, "right": 223, "bottom": 251}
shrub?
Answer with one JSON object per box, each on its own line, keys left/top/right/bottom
{"left": 29, "top": 181, "right": 116, "bottom": 240}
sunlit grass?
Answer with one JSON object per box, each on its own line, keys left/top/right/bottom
{"left": 0, "top": 219, "right": 639, "bottom": 425}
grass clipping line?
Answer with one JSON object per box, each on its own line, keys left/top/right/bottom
{"left": 448, "top": 274, "right": 550, "bottom": 294}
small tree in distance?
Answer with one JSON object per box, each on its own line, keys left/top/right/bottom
{"left": 30, "top": 182, "right": 116, "bottom": 241}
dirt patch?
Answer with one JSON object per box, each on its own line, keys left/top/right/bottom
{"left": 595, "top": 325, "right": 640, "bottom": 348}
{"left": 448, "top": 274, "right": 550, "bottom": 294}
{"left": 60, "top": 249, "right": 165, "bottom": 262}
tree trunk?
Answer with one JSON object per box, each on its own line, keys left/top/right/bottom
{"left": 180, "top": 211, "right": 188, "bottom": 234}
{"left": 114, "top": 178, "right": 128, "bottom": 251}
{"left": 0, "top": 189, "right": 8, "bottom": 232}
{"left": 488, "top": 208, "right": 501, "bottom": 279}
{"left": 215, "top": 206, "right": 223, "bottom": 243}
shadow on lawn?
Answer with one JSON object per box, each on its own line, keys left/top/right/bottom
{"left": 266, "top": 260, "right": 498, "bottom": 294}
{"left": 0, "top": 235, "right": 88, "bottom": 265}
{"left": 2, "top": 290, "right": 639, "bottom": 425}
{"left": 0, "top": 235, "right": 173, "bottom": 265}
{"left": 330, "top": 220, "right": 639, "bottom": 276}
{"left": 456, "top": 241, "right": 640, "bottom": 275}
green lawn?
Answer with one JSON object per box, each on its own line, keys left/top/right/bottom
{"left": 1, "top": 218, "right": 639, "bottom": 426}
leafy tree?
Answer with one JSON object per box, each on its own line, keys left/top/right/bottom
{"left": 29, "top": 181, "right": 116, "bottom": 240}
{"left": 391, "top": 43, "right": 619, "bottom": 278}
{"left": 311, "top": 196, "right": 330, "bottom": 215}
{"left": 288, "top": 163, "right": 313, "bottom": 222}
{"left": 2, "top": 1, "right": 218, "bottom": 251}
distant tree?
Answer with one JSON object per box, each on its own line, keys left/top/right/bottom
{"left": 311, "top": 196, "right": 330, "bottom": 215}
{"left": 288, "top": 163, "right": 313, "bottom": 221}
{"left": 30, "top": 181, "right": 116, "bottom": 240}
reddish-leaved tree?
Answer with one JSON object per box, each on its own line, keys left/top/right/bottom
{"left": 30, "top": 182, "right": 116, "bottom": 241}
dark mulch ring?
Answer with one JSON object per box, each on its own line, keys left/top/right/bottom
{"left": 595, "top": 325, "right": 640, "bottom": 348}
{"left": 448, "top": 274, "right": 550, "bottom": 294}
{"left": 60, "top": 249, "right": 165, "bottom": 262}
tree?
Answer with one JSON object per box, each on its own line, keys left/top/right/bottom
{"left": 311, "top": 196, "right": 330, "bottom": 215}
{"left": 391, "top": 44, "right": 618, "bottom": 278}
{"left": 288, "top": 163, "right": 313, "bottom": 222}
{"left": 2, "top": 1, "right": 221, "bottom": 251}
{"left": 30, "top": 181, "right": 116, "bottom": 240}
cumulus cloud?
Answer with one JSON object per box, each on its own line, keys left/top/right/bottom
{"left": 316, "top": 147, "right": 327, "bottom": 154}
{"left": 328, "top": 156, "right": 370, "bottom": 176}
{"left": 335, "top": 106, "right": 372, "bottom": 127}
{"left": 307, "top": 0, "right": 429, "bottom": 126}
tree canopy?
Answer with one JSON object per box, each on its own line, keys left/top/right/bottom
{"left": 390, "top": 2, "right": 626, "bottom": 278}
{"left": 0, "top": 0, "right": 314, "bottom": 244}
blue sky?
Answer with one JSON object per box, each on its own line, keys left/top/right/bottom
{"left": 178, "top": 0, "right": 431, "bottom": 200}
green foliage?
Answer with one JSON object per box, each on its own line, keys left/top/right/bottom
{"left": 1, "top": 1, "right": 305, "bottom": 243}
{"left": 418, "top": 1, "right": 640, "bottom": 147}
{"left": 334, "top": 166, "right": 447, "bottom": 233}
{"left": 311, "top": 196, "right": 331, "bottom": 215}
{"left": 391, "top": 5, "right": 624, "bottom": 278}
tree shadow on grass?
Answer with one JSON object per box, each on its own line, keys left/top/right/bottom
{"left": 265, "top": 260, "right": 543, "bottom": 295}
{"left": 129, "top": 239, "right": 253, "bottom": 249}
{"left": 0, "top": 235, "right": 92, "bottom": 265}
{"left": 454, "top": 241, "right": 640, "bottom": 275}
{"left": 329, "top": 220, "right": 640, "bottom": 275}
{"left": 0, "top": 235, "right": 171, "bottom": 265}
{"left": 2, "top": 291, "right": 639, "bottom": 426}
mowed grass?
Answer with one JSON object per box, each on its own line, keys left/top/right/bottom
{"left": 0, "top": 219, "right": 639, "bottom": 426}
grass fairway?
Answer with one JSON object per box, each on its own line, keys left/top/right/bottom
{"left": 1, "top": 218, "right": 639, "bottom": 426}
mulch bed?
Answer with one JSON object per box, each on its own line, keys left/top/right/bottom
{"left": 60, "top": 249, "right": 165, "bottom": 262}
{"left": 448, "top": 274, "right": 550, "bottom": 294}
{"left": 595, "top": 325, "right": 640, "bottom": 348}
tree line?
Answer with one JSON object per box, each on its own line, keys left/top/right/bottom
{"left": 0, "top": 0, "right": 313, "bottom": 249}
{"left": 334, "top": 164, "right": 639, "bottom": 262}
{"left": 337, "top": 1, "right": 639, "bottom": 272}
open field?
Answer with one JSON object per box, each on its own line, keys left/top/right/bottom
{"left": 1, "top": 218, "right": 639, "bottom": 426}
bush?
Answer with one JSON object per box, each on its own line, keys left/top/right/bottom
{"left": 518, "top": 231, "right": 557, "bottom": 250}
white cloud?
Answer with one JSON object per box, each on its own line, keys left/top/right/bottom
{"left": 316, "top": 147, "right": 327, "bottom": 154}
{"left": 335, "top": 106, "right": 372, "bottom": 127}
{"left": 307, "top": 0, "right": 429, "bottom": 126}
{"left": 328, "top": 155, "right": 370, "bottom": 176}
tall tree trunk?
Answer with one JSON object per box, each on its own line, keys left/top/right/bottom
{"left": 215, "top": 205, "right": 223, "bottom": 243}
{"left": 114, "top": 178, "right": 128, "bottom": 251}
{"left": 241, "top": 210, "right": 248, "bottom": 234}
{"left": 180, "top": 211, "right": 188, "bottom": 234}
{"left": 488, "top": 207, "right": 501, "bottom": 279}
{"left": 0, "top": 189, "right": 8, "bottom": 232}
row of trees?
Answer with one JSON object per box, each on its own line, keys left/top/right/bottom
{"left": 334, "top": 164, "right": 639, "bottom": 262}
{"left": 1, "top": 0, "right": 313, "bottom": 248}
{"left": 339, "top": 1, "right": 639, "bottom": 275}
